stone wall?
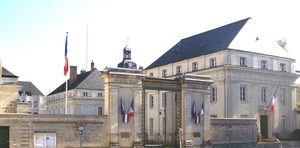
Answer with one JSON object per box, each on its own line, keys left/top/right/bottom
{"left": 210, "top": 118, "right": 257, "bottom": 148}
{"left": 0, "top": 114, "right": 107, "bottom": 148}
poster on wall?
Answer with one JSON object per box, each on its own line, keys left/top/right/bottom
{"left": 35, "top": 135, "right": 44, "bottom": 147}
{"left": 46, "top": 135, "right": 55, "bottom": 147}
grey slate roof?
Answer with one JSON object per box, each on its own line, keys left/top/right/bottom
{"left": 17, "top": 81, "right": 44, "bottom": 96}
{"left": 145, "top": 18, "right": 250, "bottom": 70}
{"left": 2, "top": 67, "right": 18, "bottom": 78}
{"left": 47, "top": 71, "right": 92, "bottom": 96}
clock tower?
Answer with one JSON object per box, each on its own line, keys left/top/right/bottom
{"left": 117, "top": 38, "right": 137, "bottom": 69}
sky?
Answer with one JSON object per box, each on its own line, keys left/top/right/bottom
{"left": 0, "top": 0, "right": 299, "bottom": 95}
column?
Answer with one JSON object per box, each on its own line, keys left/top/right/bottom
{"left": 133, "top": 88, "right": 143, "bottom": 147}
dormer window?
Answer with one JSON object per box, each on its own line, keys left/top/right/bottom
{"left": 162, "top": 69, "right": 167, "bottom": 77}
{"left": 192, "top": 62, "right": 198, "bottom": 71}
{"left": 176, "top": 66, "right": 182, "bottom": 74}
{"left": 83, "top": 92, "right": 88, "bottom": 97}
{"left": 261, "top": 60, "right": 267, "bottom": 69}
{"left": 280, "top": 63, "right": 286, "bottom": 72}
{"left": 240, "top": 57, "right": 247, "bottom": 66}
{"left": 210, "top": 58, "right": 216, "bottom": 67}
{"left": 149, "top": 73, "right": 154, "bottom": 77}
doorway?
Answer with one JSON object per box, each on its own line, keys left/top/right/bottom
{"left": 0, "top": 126, "right": 9, "bottom": 148}
{"left": 260, "top": 115, "right": 268, "bottom": 139}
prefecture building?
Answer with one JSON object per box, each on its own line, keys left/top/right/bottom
{"left": 144, "top": 17, "right": 299, "bottom": 139}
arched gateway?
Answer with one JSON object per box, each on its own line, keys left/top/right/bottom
{"left": 101, "top": 67, "right": 213, "bottom": 148}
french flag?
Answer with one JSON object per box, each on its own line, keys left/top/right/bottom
{"left": 128, "top": 100, "right": 134, "bottom": 118}
{"left": 195, "top": 112, "right": 200, "bottom": 124}
{"left": 64, "top": 32, "right": 69, "bottom": 76}
{"left": 192, "top": 102, "right": 196, "bottom": 118}
{"left": 270, "top": 95, "right": 275, "bottom": 114}
{"left": 121, "top": 99, "right": 129, "bottom": 123}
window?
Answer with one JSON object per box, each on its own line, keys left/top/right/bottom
{"left": 83, "top": 92, "right": 88, "bottom": 97}
{"left": 98, "top": 107, "right": 103, "bottom": 115}
{"left": 280, "top": 88, "right": 286, "bottom": 103}
{"left": 261, "top": 87, "right": 267, "bottom": 102}
{"left": 210, "top": 115, "right": 217, "bottom": 118}
{"left": 33, "top": 101, "right": 38, "bottom": 107}
{"left": 240, "top": 86, "right": 246, "bottom": 101}
{"left": 53, "top": 109, "right": 56, "bottom": 114}
{"left": 34, "top": 133, "right": 56, "bottom": 147}
{"left": 162, "top": 93, "right": 166, "bottom": 107}
{"left": 280, "top": 63, "right": 286, "bottom": 72}
{"left": 162, "top": 69, "right": 167, "bottom": 77}
{"left": 48, "top": 110, "right": 50, "bottom": 114}
{"left": 212, "top": 87, "right": 217, "bottom": 102}
{"left": 25, "top": 91, "right": 31, "bottom": 96}
{"left": 192, "top": 62, "right": 198, "bottom": 71}
{"left": 150, "top": 95, "right": 154, "bottom": 108}
{"left": 176, "top": 66, "right": 182, "bottom": 74}
{"left": 57, "top": 108, "right": 60, "bottom": 114}
{"left": 28, "top": 101, "right": 32, "bottom": 107}
{"left": 19, "top": 91, "right": 24, "bottom": 96}
{"left": 150, "top": 118, "right": 154, "bottom": 134}
{"left": 33, "top": 112, "right": 38, "bottom": 114}
{"left": 98, "top": 93, "right": 103, "bottom": 97}
{"left": 281, "top": 116, "right": 287, "bottom": 132}
{"left": 240, "top": 57, "right": 247, "bottom": 66}
{"left": 83, "top": 106, "right": 88, "bottom": 115}
{"left": 210, "top": 58, "right": 216, "bottom": 67}
{"left": 261, "top": 60, "right": 267, "bottom": 69}
{"left": 149, "top": 72, "right": 154, "bottom": 77}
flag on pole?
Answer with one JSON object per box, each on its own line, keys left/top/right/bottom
{"left": 192, "top": 102, "right": 196, "bottom": 118}
{"left": 195, "top": 112, "right": 200, "bottom": 124}
{"left": 128, "top": 99, "right": 134, "bottom": 118}
{"left": 270, "top": 95, "right": 276, "bottom": 114}
{"left": 64, "top": 32, "right": 69, "bottom": 76}
{"left": 200, "top": 102, "right": 204, "bottom": 115}
{"left": 120, "top": 99, "right": 129, "bottom": 123}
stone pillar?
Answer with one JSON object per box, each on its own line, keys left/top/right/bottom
{"left": 181, "top": 90, "right": 193, "bottom": 143}
{"left": 133, "top": 88, "right": 143, "bottom": 147}
{"left": 203, "top": 93, "right": 212, "bottom": 148}
{"left": 101, "top": 68, "right": 145, "bottom": 148}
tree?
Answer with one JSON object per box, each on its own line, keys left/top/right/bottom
{"left": 277, "top": 38, "right": 288, "bottom": 52}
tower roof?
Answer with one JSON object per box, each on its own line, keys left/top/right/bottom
{"left": 145, "top": 18, "right": 250, "bottom": 70}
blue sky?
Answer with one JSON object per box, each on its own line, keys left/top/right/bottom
{"left": 1, "top": 0, "right": 299, "bottom": 95}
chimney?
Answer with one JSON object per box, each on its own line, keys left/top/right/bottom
{"left": 139, "top": 66, "right": 143, "bottom": 70}
{"left": 69, "top": 66, "right": 77, "bottom": 85}
{"left": 80, "top": 69, "right": 86, "bottom": 74}
{"left": 91, "top": 60, "right": 95, "bottom": 71}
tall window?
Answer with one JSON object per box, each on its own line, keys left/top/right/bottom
{"left": 57, "top": 108, "right": 60, "bottom": 114}
{"left": 176, "top": 66, "right": 182, "bottom": 74}
{"left": 261, "top": 60, "right": 267, "bottom": 69}
{"left": 280, "top": 63, "right": 286, "bottom": 72}
{"left": 280, "top": 88, "right": 286, "bottom": 103}
{"left": 33, "top": 101, "right": 38, "bottom": 107}
{"left": 98, "top": 107, "right": 103, "bottom": 115}
{"left": 53, "top": 109, "right": 56, "bottom": 114}
{"left": 281, "top": 116, "right": 287, "bottom": 132}
{"left": 83, "top": 106, "right": 88, "bottom": 115}
{"left": 98, "top": 93, "right": 103, "bottom": 97}
{"left": 261, "top": 87, "right": 267, "bottom": 102}
{"left": 240, "top": 57, "right": 247, "bottom": 66}
{"left": 150, "top": 118, "right": 154, "bottom": 134}
{"left": 210, "top": 58, "right": 216, "bottom": 67}
{"left": 83, "top": 92, "right": 88, "bottom": 97}
{"left": 162, "top": 69, "right": 167, "bottom": 77}
{"left": 150, "top": 95, "right": 154, "bottom": 108}
{"left": 240, "top": 86, "right": 246, "bottom": 101}
{"left": 28, "top": 101, "right": 32, "bottom": 107}
{"left": 192, "top": 62, "right": 198, "bottom": 71}
{"left": 212, "top": 87, "right": 217, "bottom": 102}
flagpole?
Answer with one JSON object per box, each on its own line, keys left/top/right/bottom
{"left": 64, "top": 32, "right": 68, "bottom": 115}
{"left": 265, "top": 83, "right": 280, "bottom": 114}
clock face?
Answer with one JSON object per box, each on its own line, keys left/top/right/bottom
{"left": 128, "top": 62, "right": 133, "bottom": 67}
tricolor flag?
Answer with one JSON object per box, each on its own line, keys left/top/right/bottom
{"left": 270, "top": 84, "right": 280, "bottom": 114}
{"left": 120, "top": 99, "right": 129, "bottom": 123}
{"left": 192, "top": 102, "right": 196, "bottom": 118}
{"left": 128, "top": 100, "right": 134, "bottom": 118}
{"left": 200, "top": 102, "right": 204, "bottom": 115}
{"left": 270, "top": 95, "right": 276, "bottom": 114}
{"left": 195, "top": 112, "right": 200, "bottom": 124}
{"left": 64, "top": 32, "right": 69, "bottom": 76}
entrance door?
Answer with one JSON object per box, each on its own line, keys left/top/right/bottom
{"left": 260, "top": 115, "right": 268, "bottom": 139}
{"left": 0, "top": 126, "right": 9, "bottom": 148}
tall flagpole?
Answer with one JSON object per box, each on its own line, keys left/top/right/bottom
{"left": 64, "top": 32, "right": 69, "bottom": 114}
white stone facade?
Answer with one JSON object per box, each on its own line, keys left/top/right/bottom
{"left": 145, "top": 49, "right": 299, "bottom": 139}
